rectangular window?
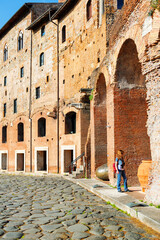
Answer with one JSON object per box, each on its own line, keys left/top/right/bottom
{"left": 87, "top": 0, "right": 92, "bottom": 21}
{"left": 14, "top": 99, "right": 17, "bottom": 113}
{"left": 3, "top": 103, "right": 6, "bottom": 117}
{"left": 99, "top": 0, "right": 105, "bottom": 26}
{"left": 41, "top": 26, "right": 45, "bottom": 37}
{"left": 2, "top": 126, "right": 7, "bottom": 143}
{"left": 4, "top": 76, "right": 7, "bottom": 86}
{"left": 20, "top": 67, "right": 24, "bottom": 78}
{"left": 36, "top": 87, "right": 40, "bottom": 99}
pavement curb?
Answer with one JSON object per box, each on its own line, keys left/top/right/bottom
{"left": 63, "top": 176, "right": 160, "bottom": 234}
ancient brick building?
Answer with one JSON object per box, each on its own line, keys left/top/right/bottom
{"left": 0, "top": 0, "right": 159, "bottom": 204}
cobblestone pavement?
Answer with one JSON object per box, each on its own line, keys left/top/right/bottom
{"left": 0, "top": 175, "right": 160, "bottom": 240}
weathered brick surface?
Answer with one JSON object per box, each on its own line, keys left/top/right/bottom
{"left": 114, "top": 87, "right": 151, "bottom": 185}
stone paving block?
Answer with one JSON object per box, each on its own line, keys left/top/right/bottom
{"left": 41, "top": 224, "right": 63, "bottom": 232}
{"left": 67, "top": 223, "right": 89, "bottom": 232}
{"left": 2, "top": 231, "right": 23, "bottom": 239}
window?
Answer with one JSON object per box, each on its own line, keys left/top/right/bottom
{"left": 36, "top": 87, "right": 40, "bottom": 99}
{"left": 65, "top": 112, "right": 76, "bottom": 134}
{"left": 62, "top": 25, "right": 66, "bottom": 43}
{"left": 4, "top": 44, "right": 8, "bottom": 62}
{"left": 4, "top": 76, "right": 7, "bottom": 86}
{"left": 14, "top": 99, "right": 17, "bottom": 113}
{"left": 46, "top": 76, "right": 49, "bottom": 83}
{"left": 41, "top": 26, "right": 45, "bottom": 37}
{"left": 99, "top": 0, "right": 105, "bottom": 26}
{"left": 20, "top": 67, "right": 24, "bottom": 78}
{"left": 2, "top": 126, "right": 7, "bottom": 143}
{"left": 18, "top": 31, "right": 23, "bottom": 51}
{"left": 3, "top": 103, "right": 6, "bottom": 117}
{"left": 117, "top": 0, "right": 124, "bottom": 9}
{"left": 40, "top": 53, "right": 44, "bottom": 66}
{"left": 87, "top": 0, "right": 92, "bottom": 21}
{"left": 18, "top": 122, "right": 24, "bottom": 142}
{"left": 38, "top": 118, "right": 46, "bottom": 137}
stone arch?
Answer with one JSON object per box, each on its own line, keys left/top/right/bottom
{"left": 115, "top": 39, "right": 145, "bottom": 88}
{"left": 92, "top": 73, "right": 107, "bottom": 175}
{"left": 114, "top": 38, "right": 151, "bottom": 185}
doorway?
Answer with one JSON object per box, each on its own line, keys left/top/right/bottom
{"left": 1, "top": 153, "right": 7, "bottom": 170}
{"left": 35, "top": 147, "right": 48, "bottom": 172}
{"left": 61, "top": 145, "right": 75, "bottom": 174}
{"left": 15, "top": 150, "right": 25, "bottom": 171}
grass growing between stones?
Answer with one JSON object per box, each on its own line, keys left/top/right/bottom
{"left": 106, "top": 201, "right": 130, "bottom": 216}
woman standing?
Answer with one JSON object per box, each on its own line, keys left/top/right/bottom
{"left": 115, "top": 150, "right": 130, "bottom": 192}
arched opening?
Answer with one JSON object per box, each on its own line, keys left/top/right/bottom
{"left": 114, "top": 39, "right": 151, "bottom": 185}
{"left": 40, "top": 52, "right": 44, "bottom": 66}
{"left": 4, "top": 44, "right": 8, "bottom": 62}
{"left": 87, "top": 0, "right": 92, "bottom": 21}
{"left": 94, "top": 73, "right": 107, "bottom": 171}
{"left": 38, "top": 118, "right": 46, "bottom": 137}
{"left": 62, "top": 25, "right": 66, "bottom": 43}
{"left": 65, "top": 112, "right": 76, "bottom": 134}
{"left": 18, "top": 31, "right": 23, "bottom": 51}
{"left": 18, "top": 122, "right": 24, "bottom": 142}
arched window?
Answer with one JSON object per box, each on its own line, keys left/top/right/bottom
{"left": 18, "top": 122, "right": 24, "bottom": 142}
{"left": 117, "top": 0, "right": 124, "bottom": 9}
{"left": 4, "top": 44, "right": 8, "bottom": 62}
{"left": 87, "top": 0, "right": 92, "bottom": 21}
{"left": 38, "top": 118, "right": 46, "bottom": 137}
{"left": 62, "top": 25, "right": 66, "bottom": 43}
{"left": 2, "top": 126, "right": 7, "bottom": 143}
{"left": 18, "top": 31, "right": 23, "bottom": 51}
{"left": 40, "top": 52, "right": 44, "bottom": 66}
{"left": 65, "top": 112, "right": 76, "bottom": 134}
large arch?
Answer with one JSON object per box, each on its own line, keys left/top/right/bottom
{"left": 114, "top": 38, "right": 151, "bottom": 185}
{"left": 91, "top": 73, "right": 107, "bottom": 176}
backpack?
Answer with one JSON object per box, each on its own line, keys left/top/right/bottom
{"left": 113, "top": 162, "right": 116, "bottom": 174}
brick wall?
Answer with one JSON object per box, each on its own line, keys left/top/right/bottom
{"left": 114, "top": 87, "right": 151, "bottom": 185}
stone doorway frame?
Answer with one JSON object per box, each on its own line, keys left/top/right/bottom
{"left": 0, "top": 150, "right": 8, "bottom": 171}
{"left": 61, "top": 145, "right": 75, "bottom": 174}
{"left": 15, "top": 150, "right": 25, "bottom": 172}
{"left": 35, "top": 147, "right": 48, "bottom": 173}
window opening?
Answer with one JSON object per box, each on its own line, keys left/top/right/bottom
{"left": 46, "top": 76, "right": 49, "bottom": 82}
{"left": 65, "top": 112, "right": 76, "bottom": 134}
{"left": 20, "top": 67, "right": 24, "bottom": 78}
{"left": 18, "top": 122, "right": 24, "bottom": 142}
{"left": 62, "top": 25, "right": 66, "bottom": 43}
{"left": 117, "top": 0, "right": 124, "bottom": 9}
{"left": 87, "top": 0, "right": 92, "bottom": 21}
{"left": 99, "top": 0, "right": 105, "bottom": 26}
{"left": 4, "top": 76, "right": 7, "bottom": 86}
{"left": 3, "top": 103, "right": 6, "bottom": 117}
{"left": 38, "top": 118, "right": 46, "bottom": 137}
{"left": 40, "top": 52, "right": 44, "bottom": 66}
{"left": 41, "top": 26, "right": 45, "bottom": 37}
{"left": 14, "top": 99, "right": 17, "bottom": 113}
{"left": 18, "top": 31, "right": 23, "bottom": 51}
{"left": 36, "top": 87, "right": 40, "bottom": 99}
{"left": 4, "top": 44, "right": 8, "bottom": 62}
{"left": 2, "top": 126, "right": 7, "bottom": 143}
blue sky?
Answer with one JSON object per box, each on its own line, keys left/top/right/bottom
{"left": 0, "top": 0, "right": 58, "bottom": 29}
